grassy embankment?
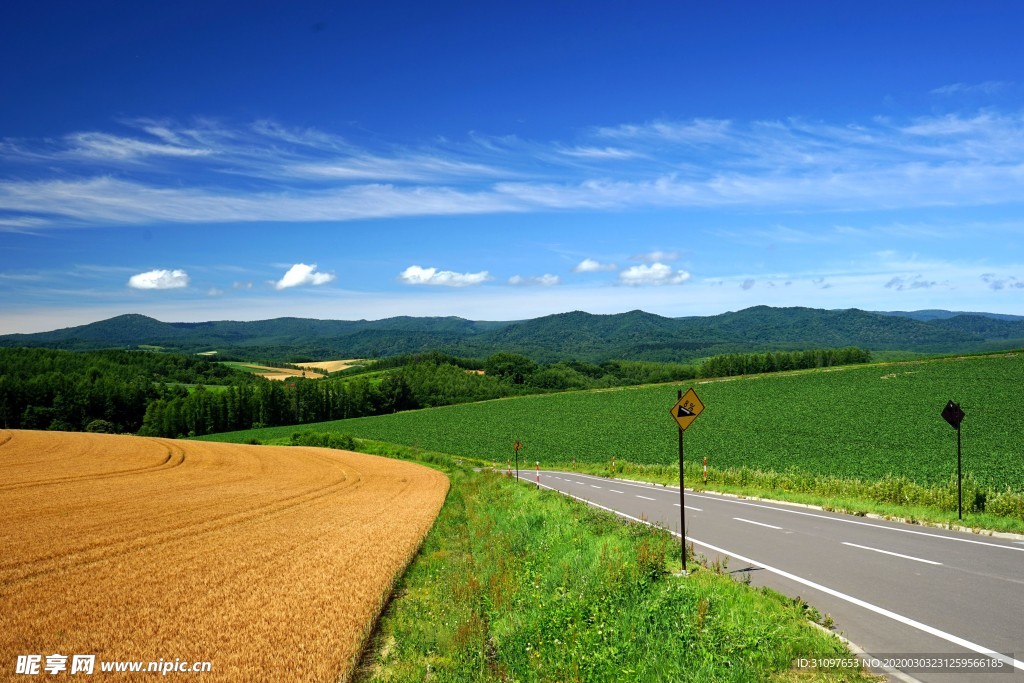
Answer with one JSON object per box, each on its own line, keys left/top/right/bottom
{"left": 200, "top": 352, "right": 1024, "bottom": 533}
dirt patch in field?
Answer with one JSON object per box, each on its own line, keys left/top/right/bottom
{"left": 0, "top": 430, "right": 449, "bottom": 682}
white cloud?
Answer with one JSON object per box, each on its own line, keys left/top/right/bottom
{"left": 509, "top": 274, "right": 560, "bottom": 286}
{"left": 572, "top": 258, "right": 617, "bottom": 273}
{"left": 274, "top": 263, "right": 335, "bottom": 290}
{"left": 618, "top": 263, "right": 691, "bottom": 286}
{"left": 399, "top": 265, "right": 491, "bottom": 287}
{"left": 127, "top": 269, "right": 190, "bottom": 290}
{"left": 632, "top": 250, "right": 680, "bottom": 263}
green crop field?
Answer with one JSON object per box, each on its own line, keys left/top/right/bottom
{"left": 202, "top": 353, "right": 1024, "bottom": 491}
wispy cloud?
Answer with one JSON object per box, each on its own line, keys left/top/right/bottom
{"left": 884, "top": 275, "right": 938, "bottom": 291}
{"left": 66, "top": 132, "right": 212, "bottom": 161}
{"left": 558, "top": 146, "right": 641, "bottom": 160}
{"left": 930, "top": 81, "right": 1012, "bottom": 96}
{"left": 509, "top": 274, "right": 560, "bottom": 286}
{"left": 286, "top": 156, "right": 505, "bottom": 182}
{"left": 5, "top": 111, "right": 1024, "bottom": 230}
{"left": 980, "top": 273, "right": 1024, "bottom": 291}
{"left": 274, "top": 263, "right": 335, "bottom": 290}
{"left": 631, "top": 249, "right": 680, "bottom": 263}
{"left": 595, "top": 118, "right": 733, "bottom": 144}
{"left": 398, "top": 265, "right": 491, "bottom": 287}
{"left": 127, "top": 269, "right": 190, "bottom": 290}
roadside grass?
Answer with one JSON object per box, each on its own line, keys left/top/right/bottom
{"left": 344, "top": 454, "right": 877, "bottom": 682}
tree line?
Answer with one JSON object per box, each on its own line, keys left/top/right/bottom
{"left": 1, "top": 346, "right": 873, "bottom": 438}
{"left": 0, "top": 348, "right": 255, "bottom": 433}
{"left": 696, "top": 347, "right": 872, "bottom": 378}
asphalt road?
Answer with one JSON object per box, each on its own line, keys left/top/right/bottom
{"left": 515, "top": 469, "right": 1024, "bottom": 683}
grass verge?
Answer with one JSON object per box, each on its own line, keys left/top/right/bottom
{"left": 345, "top": 448, "right": 878, "bottom": 682}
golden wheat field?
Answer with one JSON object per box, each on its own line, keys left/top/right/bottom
{"left": 0, "top": 430, "right": 449, "bottom": 681}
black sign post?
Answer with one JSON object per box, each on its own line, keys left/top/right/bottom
{"left": 513, "top": 439, "right": 523, "bottom": 481}
{"left": 669, "top": 387, "right": 704, "bottom": 575}
{"left": 941, "top": 401, "right": 965, "bottom": 520}
{"left": 678, "top": 390, "right": 686, "bottom": 573}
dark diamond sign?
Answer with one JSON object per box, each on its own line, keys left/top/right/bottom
{"left": 941, "top": 400, "right": 964, "bottom": 429}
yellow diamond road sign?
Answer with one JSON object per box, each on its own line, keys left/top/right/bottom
{"left": 670, "top": 388, "right": 704, "bottom": 431}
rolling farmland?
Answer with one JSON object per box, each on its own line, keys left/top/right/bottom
{"left": 205, "top": 353, "right": 1024, "bottom": 491}
{"left": 218, "top": 361, "right": 325, "bottom": 380}
{"left": 296, "top": 359, "right": 365, "bottom": 373}
{"left": 0, "top": 430, "right": 448, "bottom": 682}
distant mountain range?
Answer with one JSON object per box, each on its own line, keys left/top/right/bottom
{"left": 2, "top": 307, "right": 1023, "bottom": 362}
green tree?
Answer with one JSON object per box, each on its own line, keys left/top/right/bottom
{"left": 484, "top": 352, "right": 538, "bottom": 384}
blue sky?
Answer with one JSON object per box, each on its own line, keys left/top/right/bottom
{"left": 2, "top": 1, "right": 1024, "bottom": 333}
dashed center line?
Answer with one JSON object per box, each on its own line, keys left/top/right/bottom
{"left": 843, "top": 542, "right": 942, "bottom": 566}
{"left": 734, "top": 517, "right": 782, "bottom": 530}
{"left": 590, "top": 485, "right": 602, "bottom": 489}
{"left": 684, "top": 505, "right": 703, "bottom": 512}
{"left": 609, "top": 489, "right": 624, "bottom": 494}
{"left": 636, "top": 495, "right": 655, "bottom": 501}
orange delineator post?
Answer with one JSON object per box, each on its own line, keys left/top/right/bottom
{"left": 535, "top": 462, "right": 540, "bottom": 487}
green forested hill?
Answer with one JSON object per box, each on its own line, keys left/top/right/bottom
{"left": 2, "top": 306, "right": 1021, "bottom": 362}
{"left": 0, "top": 347, "right": 256, "bottom": 433}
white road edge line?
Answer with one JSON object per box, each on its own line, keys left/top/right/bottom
{"left": 734, "top": 517, "right": 783, "bottom": 530}
{"left": 534, "top": 480, "right": 1024, "bottom": 673}
{"left": 546, "top": 471, "right": 1024, "bottom": 553}
{"left": 842, "top": 542, "right": 942, "bottom": 566}
{"left": 685, "top": 492, "right": 1024, "bottom": 553}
